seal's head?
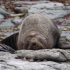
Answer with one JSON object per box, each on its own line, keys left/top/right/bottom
{"left": 23, "top": 31, "right": 47, "bottom": 50}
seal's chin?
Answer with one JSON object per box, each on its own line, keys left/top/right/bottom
{"left": 23, "top": 32, "right": 47, "bottom": 50}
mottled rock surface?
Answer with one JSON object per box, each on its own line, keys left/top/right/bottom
{"left": 0, "top": 1, "right": 70, "bottom": 70}
{"left": 28, "top": 2, "right": 70, "bottom": 19}
{"left": 0, "top": 8, "right": 11, "bottom": 16}
{"left": 14, "top": 7, "right": 28, "bottom": 14}
{"left": 0, "top": 49, "right": 70, "bottom": 70}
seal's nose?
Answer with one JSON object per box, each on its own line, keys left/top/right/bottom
{"left": 32, "top": 42, "right": 36, "bottom": 46}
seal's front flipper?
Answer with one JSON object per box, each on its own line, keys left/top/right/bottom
{"left": 0, "top": 32, "right": 18, "bottom": 50}
{"left": 0, "top": 44, "right": 15, "bottom": 53}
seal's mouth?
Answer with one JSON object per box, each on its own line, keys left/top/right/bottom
{"left": 23, "top": 32, "right": 47, "bottom": 50}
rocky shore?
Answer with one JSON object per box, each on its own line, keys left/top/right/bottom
{"left": 0, "top": 49, "right": 70, "bottom": 70}
{"left": 0, "top": 1, "right": 70, "bottom": 70}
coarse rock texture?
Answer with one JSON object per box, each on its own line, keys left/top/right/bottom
{"left": 0, "top": 14, "right": 4, "bottom": 22}
{"left": 11, "top": 18, "right": 23, "bottom": 24}
{"left": 14, "top": 1, "right": 50, "bottom": 5}
{"left": 16, "top": 49, "right": 70, "bottom": 62}
{"left": 0, "top": 49, "right": 70, "bottom": 70}
{"left": 0, "top": 7, "right": 11, "bottom": 16}
{"left": 0, "top": 14, "right": 4, "bottom": 19}
{"left": 28, "top": 2, "right": 70, "bottom": 19}
{"left": 0, "top": 19, "right": 14, "bottom": 28}
{"left": 14, "top": 7, "right": 28, "bottom": 14}
{"left": 0, "top": 1, "right": 70, "bottom": 70}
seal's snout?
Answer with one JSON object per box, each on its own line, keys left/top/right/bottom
{"left": 32, "top": 42, "right": 36, "bottom": 46}
{"left": 31, "top": 38, "right": 37, "bottom": 46}
{"left": 23, "top": 32, "right": 48, "bottom": 50}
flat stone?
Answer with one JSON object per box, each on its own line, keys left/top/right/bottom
{"left": 0, "top": 49, "right": 70, "bottom": 70}
{"left": 0, "top": 14, "right": 4, "bottom": 22}
{"left": 14, "top": 7, "right": 28, "bottom": 14}
{"left": 16, "top": 49, "right": 69, "bottom": 62}
{"left": 0, "top": 18, "right": 14, "bottom": 28}
{"left": 0, "top": 8, "right": 11, "bottom": 16}
{"left": 14, "top": 1, "right": 50, "bottom": 5}
{"left": 0, "top": 14, "right": 4, "bottom": 19}
{"left": 11, "top": 18, "right": 23, "bottom": 24}
{"left": 28, "top": 2, "right": 70, "bottom": 19}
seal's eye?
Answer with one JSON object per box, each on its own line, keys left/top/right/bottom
{"left": 39, "top": 38, "right": 44, "bottom": 44}
{"left": 25, "top": 41, "right": 29, "bottom": 46}
{"left": 25, "top": 40, "right": 29, "bottom": 49}
{"left": 38, "top": 38, "right": 47, "bottom": 47}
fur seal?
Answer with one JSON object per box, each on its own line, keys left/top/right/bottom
{"left": 0, "top": 14, "right": 70, "bottom": 52}
{"left": 17, "top": 14, "right": 60, "bottom": 50}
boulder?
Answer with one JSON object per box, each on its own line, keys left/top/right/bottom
{"left": 11, "top": 18, "right": 23, "bottom": 24}
{"left": 28, "top": 2, "right": 70, "bottom": 19}
{"left": 16, "top": 49, "right": 70, "bottom": 62}
{"left": 0, "top": 19, "right": 14, "bottom": 28}
{"left": 0, "top": 7, "right": 11, "bottom": 16}
{"left": 0, "top": 49, "right": 70, "bottom": 70}
{"left": 14, "top": 7, "right": 28, "bottom": 14}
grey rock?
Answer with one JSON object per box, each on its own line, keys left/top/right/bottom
{"left": 0, "top": 14, "right": 4, "bottom": 22}
{"left": 28, "top": 2, "right": 70, "bottom": 19}
{"left": 0, "top": 49, "right": 70, "bottom": 70}
{"left": 14, "top": 7, "right": 28, "bottom": 14}
{"left": 3, "top": 32, "right": 19, "bottom": 37}
{"left": 14, "top": 1, "right": 50, "bottom": 5}
{"left": 0, "top": 8, "right": 11, "bottom": 16}
{"left": 0, "top": 2, "right": 70, "bottom": 70}
{"left": 11, "top": 18, "right": 23, "bottom": 24}
{"left": 45, "top": 61, "right": 70, "bottom": 70}
{"left": 65, "top": 6, "right": 70, "bottom": 10}
{"left": 61, "top": 31, "right": 70, "bottom": 37}
{"left": 0, "top": 5, "right": 7, "bottom": 10}
{"left": 0, "top": 14, "right": 4, "bottom": 19}
{"left": 0, "top": 64, "right": 17, "bottom": 70}
{"left": 0, "top": 52, "right": 17, "bottom": 61}
{"left": 0, "top": 18, "right": 14, "bottom": 28}
{"left": 16, "top": 49, "right": 69, "bottom": 62}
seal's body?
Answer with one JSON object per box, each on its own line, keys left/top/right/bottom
{"left": 17, "top": 14, "right": 60, "bottom": 50}
{"left": 0, "top": 14, "right": 70, "bottom": 52}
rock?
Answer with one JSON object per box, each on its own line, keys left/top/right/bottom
{"left": 0, "top": 52, "right": 17, "bottom": 61}
{"left": 0, "top": 18, "right": 14, "bottom": 28}
{"left": 14, "top": 7, "right": 28, "bottom": 14}
{"left": 16, "top": 49, "right": 70, "bottom": 62}
{"left": 0, "top": 64, "right": 17, "bottom": 70}
{"left": 11, "top": 18, "right": 23, "bottom": 24}
{"left": 30, "top": 2, "right": 64, "bottom": 10}
{"left": 0, "top": 14, "right": 4, "bottom": 22}
{"left": 0, "top": 49, "right": 70, "bottom": 70}
{"left": 65, "top": 18, "right": 70, "bottom": 24}
{"left": 14, "top": 1, "right": 50, "bottom": 5}
{"left": 66, "top": 6, "right": 70, "bottom": 9}
{"left": 0, "top": 14, "right": 4, "bottom": 19}
{"left": 0, "top": 2, "right": 70, "bottom": 70}
{"left": 29, "top": 58, "right": 34, "bottom": 62}
{"left": 0, "top": 7, "right": 11, "bottom": 16}
{"left": 0, "top": 5, "right": 7, "bottom": 10}
{"left": 28, "top": 2, "right": 70, "bottom": 19}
